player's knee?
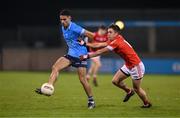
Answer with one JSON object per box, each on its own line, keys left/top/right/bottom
{"left": 112, "top": 79, "right": 118, "bottom": 85}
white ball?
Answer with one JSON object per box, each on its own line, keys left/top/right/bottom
{"left": 41, "top": 83, "right": 54, "bottom": 96}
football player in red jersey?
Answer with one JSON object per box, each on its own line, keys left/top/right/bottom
{"left": 80, "top": 24, "right": 152, "bottom": 108}
{"left": 85, "top": 25, "right": 108, "bottom": 86}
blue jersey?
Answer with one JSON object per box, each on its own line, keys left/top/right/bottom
{"left": 61, "top": 22, "right": 87, "bottom": 58}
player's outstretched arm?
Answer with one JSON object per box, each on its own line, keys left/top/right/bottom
{"left": 80, "top": 47, "right": 110, "bottom": 60}
{"left": 86, "top": 42, "right": 108, "bottom": 48}
{"left": 89, "top": 47, "right": 110, "bottom": 58}
{"left": 84, "top": 30, "right": 95, "bottom": 40}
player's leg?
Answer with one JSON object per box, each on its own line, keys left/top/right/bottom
{"left": 91, "top": 56, "right": 101, "bottom": 86}
{"left": 77, "top": 67, "right": 95, "bottom": 109}
{"left": 132, "top": 79, "right": 151, "bottom": 108}
{"left": 130, "top": 62, "right": 151, "bottom": 108}
{"left": 112, "top": 66, "right": 135, "bottom": 102}
{"left": 112, "top": 69, "right": 130, "bottom": 92}
{"left": 48, "top": 56, "right": 71, "bottom": 85}
{"left": 86, "top": 60, "right": 95, "bottom": 81}
{"left": 35, "top": 56, "right": 71, "bottom": 94}
{"left": 78, "top": 67, "right": 93, "bottom": 97}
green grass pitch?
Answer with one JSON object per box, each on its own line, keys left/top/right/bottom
{"left": 0, "top": 71, "right": 180, "bottom": 117}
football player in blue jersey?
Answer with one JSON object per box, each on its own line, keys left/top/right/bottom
{"left": 35, "top": 9, "right": 95, "bottom": 109}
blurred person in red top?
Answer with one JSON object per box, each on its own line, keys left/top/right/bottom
{"left": 85, "top": 25, "right": 109, "bottom": 86}
{"left": 80, "top": 24, "right": 151, "bottom": 108}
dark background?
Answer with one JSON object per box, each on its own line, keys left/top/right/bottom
{"left": 0, "top": 0, "right": 180, "bottom": 53}
{"left": 1, "top": 0, "right": 180, "bottom": 27}
{"left": 0, "top": 0, "right": 180, "bottom": 71}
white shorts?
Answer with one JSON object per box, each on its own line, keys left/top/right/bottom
{"left": 91, "top": 56, "right": 101, "bottom": 62}
{"left": 120, "top": 62, "right": 145, "bottom": 80}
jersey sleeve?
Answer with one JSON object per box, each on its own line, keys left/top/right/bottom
{"left": 72, "top": 23, "right": 85, "bottom": 35}
{"left": 91, "top": 32, "right": 98, "bottom": 42}
{"left": 106, "top": 39, "right": 118, "bottom": 51}
{"left": 93, "top": 32, "right": 98, "bottom": 39}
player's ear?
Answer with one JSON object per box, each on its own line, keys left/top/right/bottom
{"left": 68, "top": 16, "right": 72, "bottom": 20}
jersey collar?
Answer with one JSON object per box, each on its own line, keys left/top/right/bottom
{"left": 115, "top": 35, "right": 120, "bottom": 39}
{"left": 62, "top": 21, "right": 72, "bottom": 31}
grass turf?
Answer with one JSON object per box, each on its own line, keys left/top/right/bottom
{"left": 0, "top": 71, "right": 180, "bottom": 117}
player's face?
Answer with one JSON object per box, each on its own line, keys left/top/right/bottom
{"left": 98, "top": 29, "right": 107, "bottom": 36}
{"left": 107, "top": 28, "right": 118, "bottom": 40}
{"left": 60, "top": 15, "right": 71, "bottom": 28}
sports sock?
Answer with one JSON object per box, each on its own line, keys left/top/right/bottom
{"left": 88, "top": 96, "right": 94, "bottom": 101}
{"left": 127, "top": 89, "right": 132, "bottom": 94}
{"left": 143, "top": 100, "right": 149, "bottom": 105}
{"left": 93, "top": 75, "right": 97, "bottom": 79}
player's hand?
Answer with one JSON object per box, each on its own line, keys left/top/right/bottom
{"left": 78, "top": 38, "right": 86, "bottom": 46}
{"left": 80, "top": 54, "right": 89, "bottom": 61}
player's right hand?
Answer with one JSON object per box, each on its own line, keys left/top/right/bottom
{"left": 80, "top": 54, "right": 89, "bottom": 61}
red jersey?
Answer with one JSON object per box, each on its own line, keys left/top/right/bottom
{"left": 89, "top": 32, "right": 108, "bottom": 52}
{"left": 107, "top": 35, "right": 141, "bottom": 69}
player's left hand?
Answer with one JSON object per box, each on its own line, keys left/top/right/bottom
{"left": 80, "top": 54, "right": 89, "bottom": 61}
{"left": 78, "top": 38, "right": 86, "bottom": 46}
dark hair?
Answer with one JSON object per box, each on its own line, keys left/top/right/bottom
{"left": 98, "top": 25, "right": 106, "bottom": 30}
{"left": 60, "top": 9, "right": 71, "bottom": 16}
{"left": 108, "top": 24, "right": 120, "bottom": 32}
